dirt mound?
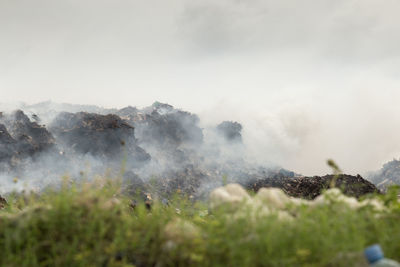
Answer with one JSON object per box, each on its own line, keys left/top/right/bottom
{"left": 50, "top": 112, "right": 150, "bottom": 166}
{"left": 244, "top": 174, "right": 379, "bottom": 199}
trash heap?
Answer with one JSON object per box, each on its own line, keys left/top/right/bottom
{"left": 367, "top": 159, "right": 400, "bottom": 190}
{"left": 49, "top": 112, "right": 150, "bottom": 167}
{"left": 0, "top": 110, "right": 55, "bottom": 171}
{"left": 216, "top": 121, "right": 243, "bottom": 142}
{"left": 244, "top": 174, "right": 379, "bottom": 199}
{"left": 0, "top": 102, "right": 380, "bottom": 201}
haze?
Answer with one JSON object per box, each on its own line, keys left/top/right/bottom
{"left": 1, "top": 0, "right": 400, "bottom": 175}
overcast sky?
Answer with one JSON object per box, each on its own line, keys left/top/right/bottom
{"left": 1, "top": 0, "right": 400, "bottom": 175}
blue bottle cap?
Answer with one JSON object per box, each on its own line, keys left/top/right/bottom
{"left": 364, "top": 244, "right": 384, "bottom": 264}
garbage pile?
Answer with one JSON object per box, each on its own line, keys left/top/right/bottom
{"left": 118, "top": 102, "right": 203, "bottom": 149}
{"left": 0, "top": 110, "right": 55, "bottom": 171}
{"left": 0, "top": 195, "right": 6, "bottom": 209}
{"left": 0, "top": 102, "right": 380, "bottom": 200}
{"left": 244, "top": 174, "right": 379, "bottom": 199}
{"left": 367, "top": 159, "right": 400, "bottom": 190}
{"left": 0, "top": 124, "right": 17, "bottom": 168}
{"left": 50, "top": 112, "right": 150, "bottom": 167}
{"left": 123, "top": 162, "right": 377, "bottom": 201}
{"left": 216, "top": 121, "right": 243, "bottom": 142}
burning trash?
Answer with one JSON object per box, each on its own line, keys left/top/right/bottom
{"left": 0, "top": 110, "right": 55, "bottom": 171}
{"left": 216, "top": 121, "right": 243, "bottom": 143}
{"left": 49, "top": 112, "right": 150, "bottom": 167}
{"left": 0, "top": 102, "right": 380, "bottom": 201}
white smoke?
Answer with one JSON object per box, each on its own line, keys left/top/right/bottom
{"left": 1, "top": 0, "right": 400, "bottom": 181}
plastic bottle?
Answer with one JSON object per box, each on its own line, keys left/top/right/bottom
{"left": 364, "top": 244, "right": 400, "bottom": 267}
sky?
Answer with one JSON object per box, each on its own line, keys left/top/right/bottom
{"left": 1, "top": 0, "right": 400, "bottom": 175}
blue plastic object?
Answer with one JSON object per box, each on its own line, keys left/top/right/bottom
{"left": 365, "top": 244, "right": 384, "bottom": 264}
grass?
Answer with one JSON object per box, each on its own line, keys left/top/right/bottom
{"left": 0, "top": 179, "right": 399, "bottom": 267}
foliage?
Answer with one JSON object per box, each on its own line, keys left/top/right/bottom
{"left": 0, "top": 180, "right": 399, "bottom": 267}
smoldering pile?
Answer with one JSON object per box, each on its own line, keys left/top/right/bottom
{"left": 0, "top": 110, "right": 55, "bottom": 171}
{"left": 367, "top": 159, "right": 400, "bottom": 190}
{"left": 0, "top": 102, "right": 378, "bottom": 200}
{"left": 50, "top": 112, "right": 150, "bottom": 167}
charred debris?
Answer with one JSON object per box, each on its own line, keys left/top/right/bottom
{"left": 245, "top": 174, "right": 378, "bottom": 199}
{"left": 50, "top": 112, "right": 150, "bottom": 167}
{"left": 0, "top": 110, "right": 55, "bottom": 171}
{"left": 0, "top": 102, "right": 379, "bottom": 201}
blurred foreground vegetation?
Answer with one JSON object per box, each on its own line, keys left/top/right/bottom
{"left": 0, "top": 179, "right": 399, "bottom": 267}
